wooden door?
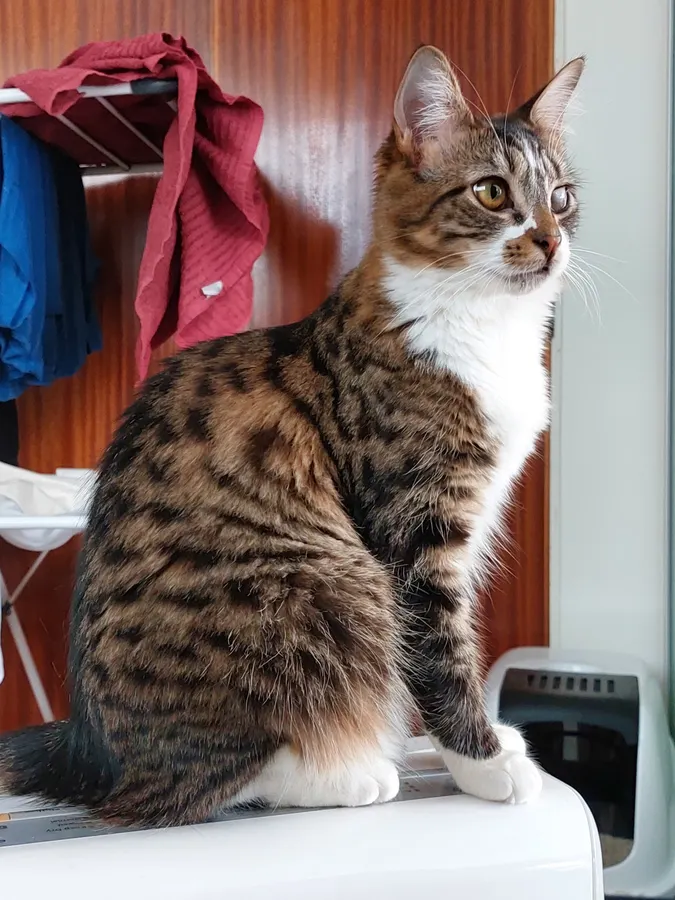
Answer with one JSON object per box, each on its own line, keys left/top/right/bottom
{"left": 0, "top": 0, "right": 553, "bottom": 730}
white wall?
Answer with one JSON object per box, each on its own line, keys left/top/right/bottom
{"left": 550, "top": 0, "right": 672, "bottom": 686}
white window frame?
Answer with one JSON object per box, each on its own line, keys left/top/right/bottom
{"left": 550, "top": 0, "right": 673, "bottom": 711}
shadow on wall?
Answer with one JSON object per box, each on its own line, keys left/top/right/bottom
{"left": 254, "top": 175, "right": 339, "bottom": 329}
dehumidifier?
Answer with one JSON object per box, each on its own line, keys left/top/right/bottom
{"left": 1, "top": 737, "right": 603, "bottom": 899}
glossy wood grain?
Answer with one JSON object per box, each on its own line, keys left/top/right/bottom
{"left": 0, "top": 0, "right": 554, "bottom": 730}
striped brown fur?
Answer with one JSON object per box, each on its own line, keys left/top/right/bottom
{"left": 0, "top": 47, "right": 583, "bottom": 825}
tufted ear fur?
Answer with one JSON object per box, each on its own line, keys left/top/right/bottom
{"left": 514, "top": 57, "right": 585, "bottom": 136}
{"left": 394, "top": 45, "right": 473, "bottom": 166}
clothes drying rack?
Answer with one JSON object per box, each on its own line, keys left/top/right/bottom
{"left": 0, "top": 78, "right": 178, "bottom": 722}
{"left": 0, "top": 77, "right": 178, "bottom": 177}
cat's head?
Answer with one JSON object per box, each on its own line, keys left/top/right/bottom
{"left": 374, "top": 47, "right": 584, "bottom": 296}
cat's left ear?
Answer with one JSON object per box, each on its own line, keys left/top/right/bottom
{"left": 515, "top": 57, "right": 585, "bottom": 135}
{"left": 394, "top": 45, "right": 472, "bottom": 166}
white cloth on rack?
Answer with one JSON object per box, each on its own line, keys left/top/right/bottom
{"left": 0, "top": 463, "right": 95, "bottom": 685}
{"left": 0, "top": 463, "right": 94, "bottom": 551}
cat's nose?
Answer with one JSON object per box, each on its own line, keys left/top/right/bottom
{"left": 532, "top": 230, "right": 561, "bottom": 261}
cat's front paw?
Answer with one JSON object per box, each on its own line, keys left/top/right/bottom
{"left": 441, "top": 724, "right": 542, "bottom": 804}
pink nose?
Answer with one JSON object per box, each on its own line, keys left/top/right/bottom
{"left": 533, "top": 231, "right": 561, "bottom": 261}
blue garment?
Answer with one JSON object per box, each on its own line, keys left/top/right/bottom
{"left": 50, "top": 149, "right": 101, "bottom": 380}
{"left": 0, "top": 117, "right": 100, "bottom": 400}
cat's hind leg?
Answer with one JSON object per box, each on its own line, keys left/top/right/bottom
{"left": 224, "top": 554, "right": 410, "bottom": 810}
{"left": 94, "top": 545, "right": 407, "bottom": 825}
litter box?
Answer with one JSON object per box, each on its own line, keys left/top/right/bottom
{"left": 487, "top": 647, "right": 675, "bottom": 898}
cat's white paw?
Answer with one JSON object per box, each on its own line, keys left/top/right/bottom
{"left": 440, "top": 724, "right": 542, "bottom": 805}
{"left": 328, "top": 771, "right": 381, "bottom": 807}
{"left": 370, "top": 756, "right": 401, "bottom": 803}
{"left": 233, "top": 747, "right": 400, "bottom": 808}
{"left": 305, "top": 756, "right": 400, "bottom": 807}
{"left": 493, "top": 722, "right": 528, "bottom": 754}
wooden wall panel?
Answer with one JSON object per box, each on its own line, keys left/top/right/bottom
{"left": 0, "top": 0, "right": 553, "bottom": 730}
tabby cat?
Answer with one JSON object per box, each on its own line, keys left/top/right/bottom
{"left": 0, "top": 47, "right": 584, "bottom": 827}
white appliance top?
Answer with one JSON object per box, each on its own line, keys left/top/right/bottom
{"left": 0, "top": 741, "right": 603, "bottom": 900}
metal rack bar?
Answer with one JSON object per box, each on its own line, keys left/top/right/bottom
{"left": 0, "top": 515, "right": 87, "bottom": 530}
{"left": 81, "top": 162, "right": 163, "bottom": 178}
{"left": 0, "top": 78, "right": 177, "bottom": 176}
{"left": 55, "top": 113, "right": 130, "bottom": 170}
{"left": 0, "top": 78, "right": 177, "bottom": 106}
{"left": 95, "top": 96, "right": 164, "bottom": 159}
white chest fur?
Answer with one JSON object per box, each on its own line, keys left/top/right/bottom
{"left": 383, "top": 257, "right": 556, "bottom": 563}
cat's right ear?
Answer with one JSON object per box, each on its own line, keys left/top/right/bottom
{"left": 394, "top": 46, "right": 472, "bottom": 166}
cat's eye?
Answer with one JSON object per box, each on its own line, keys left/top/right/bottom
{"left": 551, "top": 186, "right": 571, "bottom": 213}
{"left": 473, "top": 177, "right": 510, "bottom": 211}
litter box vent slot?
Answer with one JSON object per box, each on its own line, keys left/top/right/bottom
{"left": 516, "top": 670, "right": 623, "bottom": 698}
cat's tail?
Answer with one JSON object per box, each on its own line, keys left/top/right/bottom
{"left": 0, "top": 717, "right": 119, "bottom": 809}
{"left": 0, "top": 717, "right": 275, "bottom": 826}
{"left": 0, "top": 558, "right": 120, "bottom": 811}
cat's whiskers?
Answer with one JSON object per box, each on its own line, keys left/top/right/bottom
{"left": 378, "top": 262, "right": 487, "bottom": 336}
{"left": 546, "top": 96, "right": 582, "bottom": 159}
{"left": 269, "top": 761, "right": 294, "bottom": 813}
{"left": 434, "top": 263, "right": 495, "bottom": 306}
{"left": 394, "top": 267, "right": 483, "bottom": 324}
{"left": 502, "top": 67, "right": 521, "bottom": 148}
{"left": 565, "top": 258, "right": 602, "bottom": 324}
{"left": 418, "top": 265, "right": 497, "bottom": 327}
{"left": 476, "top": 267, "right": 501, "bottom": 304}
{"left": 503, "top": 81, "right": 517, "bottom": 119}
{"left": 450, "top": 59, "right": 503, "bottom": 148}
{"left": 546, "top": 111, "right": 569, "bottom": 160}
{"left": 563, "top": 261, "right": 599, "bottom": 324}
{"left": 574, "top": 265, "right": 602, "bottom": 321}
{"left": 413, "top": 247, "right": 487, "bottom": 278}
{"left": 432, "top": 260, "right": 493, "bottom": 297}
{"left": 574, "top": 255, "right": 638, "bottom": 305}
{"left": 562, "top": 266, "right": 586, "bottom": 313}
{"left": 573, "top": 247, "right": 623, "bottom": 264}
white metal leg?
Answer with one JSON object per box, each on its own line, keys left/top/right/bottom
{"left": 5, "top": 609, "right": 54, "bottom": 722}
{"left": 0, "top": 549, "right": 55, "bottom": 723}
{"left": 10, "top": 550, "right": 49, "bottom": 604}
